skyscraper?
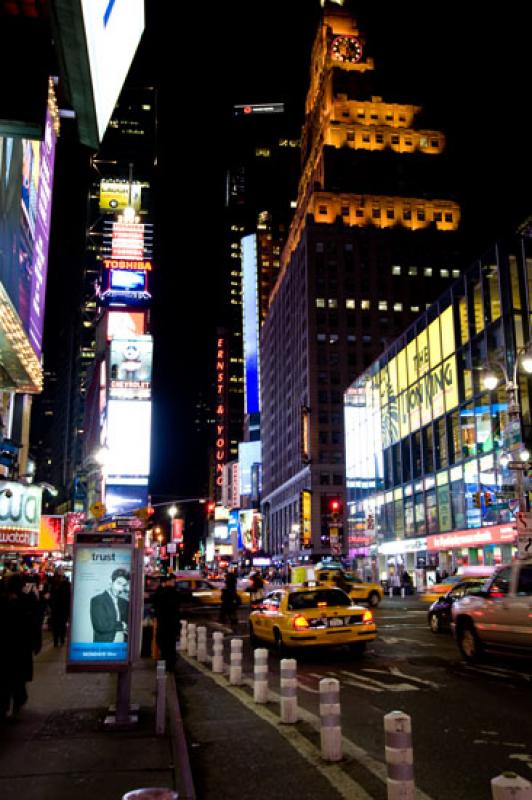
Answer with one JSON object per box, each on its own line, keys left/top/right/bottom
{"left": 261, "top": 4, "right": 462, "bottom": 558}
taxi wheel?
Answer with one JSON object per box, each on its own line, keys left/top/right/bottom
{"left": 368, "top": 592, "right": 380, "bottom": 607}
{"left": 273, "top": 628, "right": 286, "bottom": 655}
{"left": 428, "top": 612, "right": 441, "bottom": 634}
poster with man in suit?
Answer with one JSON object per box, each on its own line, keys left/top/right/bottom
{"left": 69, "top": 546, "right": 132, "bottom": 666}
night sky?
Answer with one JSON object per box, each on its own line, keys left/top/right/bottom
{"left": 43, "top": 1, "right": 532, "bottom": 506}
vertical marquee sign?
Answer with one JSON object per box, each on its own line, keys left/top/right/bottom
{"left": 214, "top": 329, "right": 230, "bottom": 500}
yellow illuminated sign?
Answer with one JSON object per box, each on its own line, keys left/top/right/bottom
{"left": 378, "top": 306, "right": 458, "bottom": 446}
{"left": 301, "top": 490, "right": 312, "bottom": 546}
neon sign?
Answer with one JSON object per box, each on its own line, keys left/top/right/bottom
{"left": 215, "top": 333, "right": 229, "bottom": 495}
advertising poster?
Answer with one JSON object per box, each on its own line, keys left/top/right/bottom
{"left": 109, "top": 335, "right": 152, "bottom": 397}
{"left": 0, "top": 481, "right": 42, "bottom": 549}
{"left": 99, "top": 180, "right": 142, "bottom": 212}
{"left": 107, "top": 310, "right": 145, "bottom": 340}
{"left": 105, "top": 484, "right": 148, "bottom": 516}
{"left": 39, "top": 515, "right": 63, "bottom": 551}
{"left": 69, "top": 545, "right": 132, "bottom": 666}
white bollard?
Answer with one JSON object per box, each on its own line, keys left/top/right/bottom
{"left": 179, "top": 620, "right": 188, "bottom": 653}
{"left": 229, "top": 638, "right": 243, "bottom": 685}
{"left": 401, "top": 587, "right": 405, "bottom": 599}
{"left": 212, "top": 631, "right": 224, "bottom": 673}
{"left": 155, "top": 660, "right": 167, "bottom": 735}
{"left": 319, "top": 678, "right": 342, "bottom": 761}
{"left": 197, "top": 626, "right": 208, "bottom": 663}
{"left": 187, "top": 623, "right": 197, "bottom": 658}
{"left": 389, "top": 586, "right": 393, "bottom": 598}
{"left": 280, "top": 658, "right": 298, "bottom": 724}
{"left": 491, "top": 772, "right": 532, "bottom": 799}
{"left": 384, "top": 710, "right": 416, "bottom": 800}
{"left": 253, "top": 648, "right": 269, "bottom": 703}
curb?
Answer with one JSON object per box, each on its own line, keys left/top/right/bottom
{"left": 167, "top": 672, "right": 196, "bottom": 800}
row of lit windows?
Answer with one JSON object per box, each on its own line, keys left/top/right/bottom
{"left": 318, "top": 204, "right": 455, "bottom": 224}
{"left": 315, "top": 298, "right": 422, "bottom": 313}
{"left": 391, "top": 265, "right": 460, "bottom": 278}
{"left": 329, "top": 125, "right": 442, "bottom": 153}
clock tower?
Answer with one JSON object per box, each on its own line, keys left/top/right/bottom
{"left": 261, "top": 5, "right": 462, "bottom": 559}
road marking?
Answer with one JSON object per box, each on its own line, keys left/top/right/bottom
{"left": 379, "top": 636, "right": 436, "bottom": 648}
{"left": 378, "top": 612, "right": 427, "bottom": 619}
{"left": 180, "top": 654, "right": 435, "bottom": 800}
{"left": 509, "top": 754, "right": 532, "bottom": 770}
{"left": 462, "top": 664, "right": 532, "bottom": 682}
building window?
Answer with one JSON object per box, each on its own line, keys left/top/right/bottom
{"left": 417, "top": 209, "right": 426, "bottom": 221}
{"left": 376, "top": 134, "right": 384, "bottom": 144}
{"left": 431, "top": 139, "right": 440, "bottom": 148}
{"left": 328, "top": 298, "right": 338, "bottom": 308}
{"left": 361, "top": 299, "right": 370, "bottom": 310}
{"left": 424, "top": 268, "right": 433, "bottom": 277}
{"left": 440, "top": 268, "right": 449, "bottom": 278}
{"left": 346, "top": 298, "right": 355, "bottom": 309}
{"left": 408, "top": 266, "right": 418, "bottom": 276}
{"left": 316, "top": 243, "right": 324, "bottom": 253}
{"left": 411, "top": 305, "right": 420, "bottom": 312}
{"left": 452, "top": 269, "right": 460, "bottom": 278}
{"left": 347, "top": 334, "right": 357, "bottom": 342}
{"left": 320, "top": 473, "right": 330, "bottom": 485}
{"left": 317, "top": 333, "right": 327, "bottom": 342}
{"left": 372, "top": 208, "right": 381, "bottom": 219}
{"left": 378, "top": 300, "right": 388, "bottom": 311}
{"left": 434, "top": 212, "right": 442, "bottom": 222}
{"left": 392, "top": 265, "right": 401, "bottom": 275}
{"left": 347, "top": 131, "right": 355, "bottom": 142}
{"left": 329, "top": 334, "right": 339, "bottom": 344}
{"left": 403, "top": 209, "right": 412, "bottom": 220}
{"left": 318, "top": 205, "right": 328, "bottom": 215}
{"left": 444, "top": 212, "right": 453, "bottom": 222}
{"left": 386, "top": 209, "right": 395, "bottom": 219}
{"left": 316, "top": 298, "right": 325, "bottom": 307}
{"left": 341, "top": 206, "right": 350, "bottom": 216}
{"left": 355, "top": 209, "right": 364, "bottom": 217}
{"left": 391, "top": 134, "right": 400, "bottom": 145}
{"left": 393, "top": 302, "right": 403, "bottom": 311}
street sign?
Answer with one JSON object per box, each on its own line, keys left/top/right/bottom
{"left": 515, "top": 512, "right": 532, "bottom": 558}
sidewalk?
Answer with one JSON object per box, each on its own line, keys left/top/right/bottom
{"left": 0, "top": 635, "right": 181, "bottom": 800}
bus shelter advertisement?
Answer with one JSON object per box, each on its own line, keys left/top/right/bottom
{"left": 69, "top": 545, "right": 132, "bottom": 667}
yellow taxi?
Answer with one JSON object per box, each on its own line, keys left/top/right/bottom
{"left": 249, "top": 584, "right": 376, "bottom": 654}
{"left": 421, "top": 569, "right": 495, "bottom": 604}
{"left": 315, "top": 568, "right": 384, "bottom": 607}
{"left": 174, "top": 575, "right": 250, "bottom": 606}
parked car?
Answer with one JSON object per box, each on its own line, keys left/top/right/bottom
{"left": 427, "top": 579, "right": 487, "bottom": 633}
{"left": 451, "top": 558, "right": 532, "bottom": 661}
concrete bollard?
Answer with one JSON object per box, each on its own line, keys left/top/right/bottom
{"left": 196, "top": 626, "right": 208, "bottom": 663}
{"left": 155, "top": 660, "right": 167, "bottom": 735}
{"left": 384, "top": 710, "right": 415, "bottom": 800}
{"left": 401, "top": 587, "right": 405, "bottom": 599}
{"left": 319, "top": 678, "right": 342, "bottom": 761}
{"left": 212, "top": 631, "right": 224, "bottom": 673}
{"left": 491, "top": 772, "right": 532, "bottom": 799}
{"left": 187, "top": 623, "right": 197, "bottom": 658}
{"left": 179, "top": 620, "right": 188, "bottom": 653}
{"left": 229, "top": 638, "right": 243, "bottom": 685}
{"left": 122, "top": 789, "right": 178, "bottom": 800}
{"left": 280, "top": 658, "right": 298, "bottom": 724}
{"left": 388, "top": 586, "right": 393, "bottom": 598}
{"left": 253, "top": 648, "right": 269, "bottom": 703}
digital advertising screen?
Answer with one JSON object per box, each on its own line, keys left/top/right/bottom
{"left": 69, "top": 544, "right": 132, "bottom": 666}
{"left": 0, "top": 100, "right": 57, "bottom": 360}
{"left": 241, "top": 234, "right": 260, "bottom": 415}
{"left": 104, "top": 484, "right": 148, "bottom": 516}
{"left": 109, "top": 335, "right": 152, "bottom": 398}
{"left": 99, "top": 180, "right": 142, "bottom": 212}
{"left": 111, "top": 222, "right": 145, "bottom": 260}
{"left": 0, "top": 481, "right": 42, "bottom": 549}
{"left": 238, "top": 440, "right": 262, "bottom": 497}
{"left": 106, "top": 310, "right": 145, "bottom": 339}
{"left": 110, "top": 269, "right": 146, "bottom": 291}
{"left": 106, "top": 399, "right": 151, "bottom": 478}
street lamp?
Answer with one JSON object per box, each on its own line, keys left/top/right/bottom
{"left": 482, "top": 343, "right": 532, "bottom": 512}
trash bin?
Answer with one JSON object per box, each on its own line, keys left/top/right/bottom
{"left": 122, "top": 789, "right": 178, "bottom": 800}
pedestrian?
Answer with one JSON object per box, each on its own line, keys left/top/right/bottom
{"left": 0, "top": 573, "right": 42, "bottom": 720}
{"left": 249, "top": 571, "right": 264, "bottom": 610}
{"left": 219, "top": 571, "right": 240, "bottom": 628}
{"left": 49, "top": 569, "right": 71, "bottom": 647}
{"left": 153, "top": 574, "right": 181, "bottom": 671}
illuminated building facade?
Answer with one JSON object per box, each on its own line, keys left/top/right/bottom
{"left": 261, "top": 5, "right": 462, "bottom": 558}
{"left": 345, "top": 226, "right": 532, "bottom": 582}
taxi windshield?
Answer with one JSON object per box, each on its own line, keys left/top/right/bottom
{"left": 287, "top": 589, "right": 351, "bottom": 610}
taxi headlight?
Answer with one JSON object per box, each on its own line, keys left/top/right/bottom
{"left": 362, "top": 610, "right": 374, "bottom": 624}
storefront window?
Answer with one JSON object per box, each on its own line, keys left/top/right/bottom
{"left": 437, "top": 482, "right": 452, "bottom": 531}
{"left": 450, "top": 476, "right": 465, "bottom": 530}
{"left": 476, "top": 395, "right": 493, "bottom": 453}
{"left": 394, "top": 499, "right": 404, "bottom": 538}
{"left": 414, "top": 492, "right": 426, "bottom": 534}
{"left": 435, "top": 416, "right": 448, "bottom": 469}
{"left": 491, "top": 390, "right": 508, "bottom": 450}
{"left": 404, "top": 497, "right": 414, "bottom": 536}
{"left": 464, "top": 459, "right": 481, "bottom": 529}
{"left": 413, "top": 431, "right": 422, "bottom": 478}
{"left": 449, "top": 411, "right": 461, "bottom": 464}
{"left": 422, "top": 424, "right": 434, "bottom": 474}
{"left": 401, "top": 438, "right": 412, "bottom": 482}
{"left": 460, "top": 403, "right": 476, "bottom": 459}
{"left": 426, "top": 488, "right": 438, "bottom": 534}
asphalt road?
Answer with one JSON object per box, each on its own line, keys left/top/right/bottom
{"left": 182, "top": 599, "right": 532, "bottom": 799}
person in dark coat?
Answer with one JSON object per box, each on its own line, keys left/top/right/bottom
{"left": 219, "top": 571, "right": 240, "bottom": 627}
{"left": 49, "top": 570, "right": 71, "bottom": 647}
{"left": 0, "top": 573, "right": 42, "bottom": 719}
{"left": 153, "top": 574, "right": 181, "bottom": 671}
{"left": 90, "top": 569, "right": 129, "bottom": 643}
{"left": 248, "top": 571, "right": 265, "bottom": 610}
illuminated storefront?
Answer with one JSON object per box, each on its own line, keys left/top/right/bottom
{"left": 345, "top": 231, "right": 532, "bottom": 581}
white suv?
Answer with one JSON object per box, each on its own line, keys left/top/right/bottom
{"left": 451, "top": 558, "right": 532, "bottom": 661}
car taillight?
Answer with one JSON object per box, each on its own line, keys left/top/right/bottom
{"left": 362, "top": 610, "right": 374, "bottom": 624}
{"left": 292, "top": 615, "right": 310, "bottom": 630}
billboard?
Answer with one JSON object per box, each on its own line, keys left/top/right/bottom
{"left": 106, "top": 310, "right": 146, "bottom": 339}
{"left": 241, "top": 234, "right": 260, "bottom": 415}
{"left": 109, "top": 335, "right": 152, "bottom": 398}
{"left": 238, "top": 440, "right": 262, "bottom": 497}
{"left": 99, "top": 180, "right": 142, "bottom": 212}
{"left": 106, "top": 399, "right": 151, "bottom": 478}
{"left": 39, "top": 515, "right": 63, "bottom": 551}
{"left": 111, "top": 222, "right": 145, "bottom": 260}
{"left": 0, "top": 481, "right": 42, "bottom": 549}
{"left": 69, "top": 544, "right": 132, "bottom": 665}
{"left": 98, "top": 268, "right": 151, "bottom": 308}
{"left": 105, "top": 484, "right": 148, "bottom": 516}
{"left": 0, "top": 94, "right": 57, "bottom": 367}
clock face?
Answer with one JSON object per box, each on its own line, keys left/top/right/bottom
{"left": 330, "top": 35, "right": 363, "bottom": 64}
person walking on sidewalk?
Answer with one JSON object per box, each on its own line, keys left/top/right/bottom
{"left": 49, "top": 569, "right": 71, "bottom": 647}
{"left": 249, "top": 571, "right": 265, "bottom": 610}
{"left": 219, "top": 571, "right": 240, "bottom": 628}
{"left": 153, "top": 574, "right": 181, "bottom": 671}
{"left": 0, "top": 573, "right": 42, "bottom": 720}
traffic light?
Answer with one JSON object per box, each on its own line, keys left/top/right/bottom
{"left": 329, "top": 499, "right": 341, "bottom": 514}
{"left": 473, "top": 491, "right": 482, "bottom": 508}
{"left": 206, "top": 501, "right": 216, "bottom": 520}
{"left": 484, "top": 491, "right": 493, "bottom": 506}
